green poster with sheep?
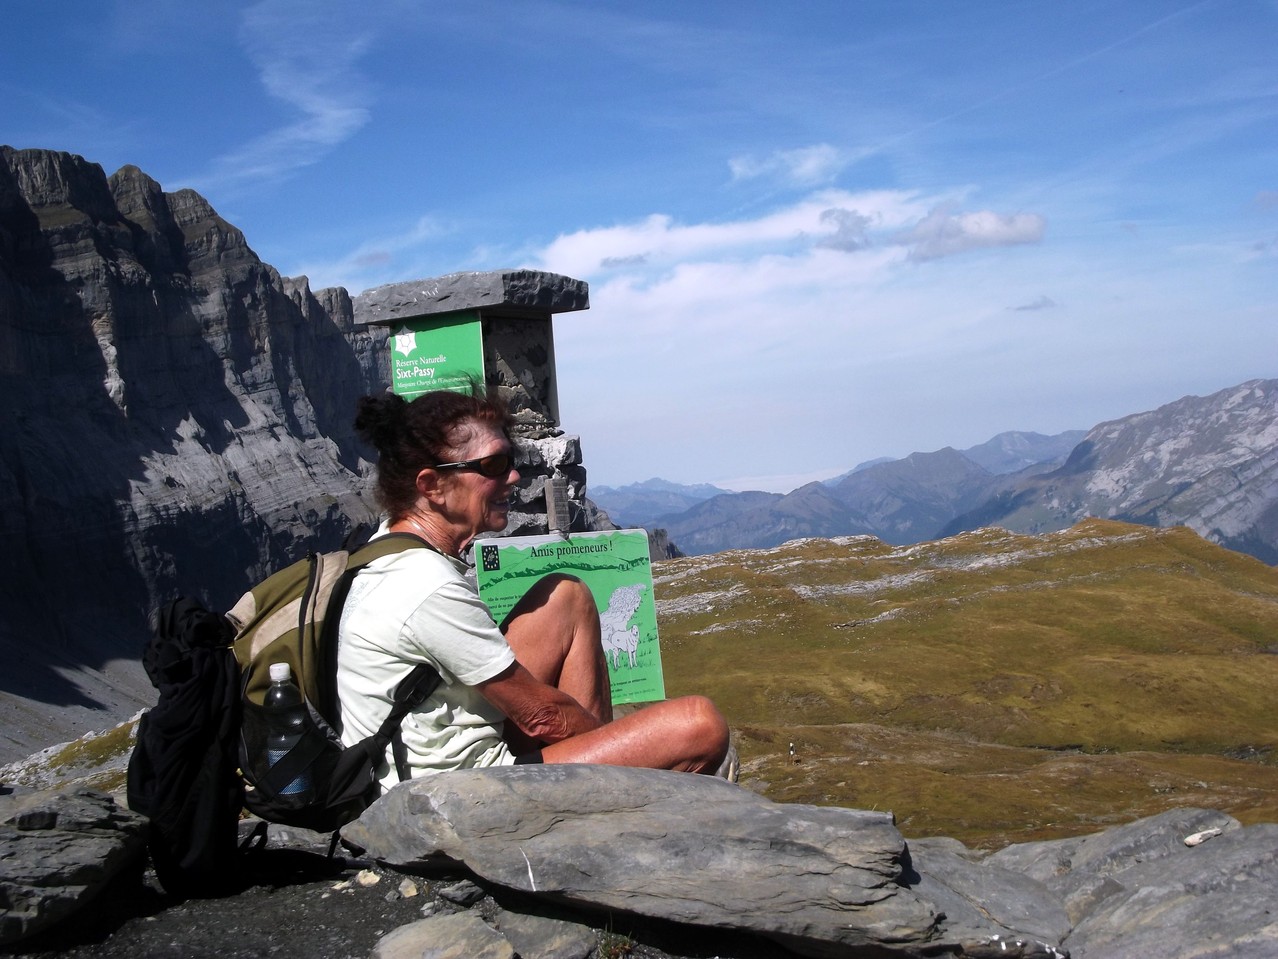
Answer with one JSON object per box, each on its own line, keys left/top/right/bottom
{"left": 473, "top": 529, "right": 665, "bottom": 705}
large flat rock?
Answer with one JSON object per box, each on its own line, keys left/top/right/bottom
{"left": 354, "top": 270, "right": 589, "bottom": 324}
{"left": 344, "top": 765, "right": 945, "bottom": 957}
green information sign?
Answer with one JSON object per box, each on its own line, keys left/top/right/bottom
{"left": 473, "top": 529, "right": 665, "bottom": 705}
{"left": 390, "top": 313, "right": 485, "bottom": 399}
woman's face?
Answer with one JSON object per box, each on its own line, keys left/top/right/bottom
{"left": 432, "top": 418, "right": 520, "bottom": 544}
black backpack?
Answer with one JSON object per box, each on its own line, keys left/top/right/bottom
{"left": 127, "top": 533, "right": 442, "bottom": 896}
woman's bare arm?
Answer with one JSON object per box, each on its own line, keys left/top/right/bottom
{"left": 477, "top": 660, "right": 603, "bottom": 745}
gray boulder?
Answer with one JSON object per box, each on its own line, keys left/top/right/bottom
{"left": 348, "top": 764, "right": 1001, "bottom": 958}
{"left": 0, "top": 786, "right": 148, "bottom": 945}
{"left": 373, "top": 912, "right": 517, "bottom": 959}
{"left": 987, "top": 808, "right": 1278, "bottom": 958}
{"left": 372, "top": 908, "right": 598, "bottom": 959}
{"left": 489, "top": 908, "right": 597, "bottom": 959}
{"left": 346, "top": 767, "right": 1278, "bottom": 958}
{"left": 6, "top": 771, "right": 1278, "bottom": 958}
{"left": 905, "top": 837, "right": 1070, "bottom": 954}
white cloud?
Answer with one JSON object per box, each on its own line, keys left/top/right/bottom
{"left": 899, "top": 206, "right": 1047, "bottom": 261}
{"left": 535, "top": 189, "right": 932, "bottom": 278}
{"left": 532, "top": 190, "right": 1049, "bottom": 291}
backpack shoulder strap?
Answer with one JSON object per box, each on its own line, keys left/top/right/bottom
{"left": 385, "top": 663, "right": 443, "bottom": 780}
{"left": 347, "top": 531, "right": 440, "bottom": 567}
{"left": 315, "top": 531, "right": 439, "bottom": 720}
{"left": 325, "top": 660, "right": 443, "bottom": 808}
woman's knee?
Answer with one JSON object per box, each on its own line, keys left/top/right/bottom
{"left": 671, "top": 695, "right": 729, "bottom": 759}
{"left": 503, "top": 573, "right": 597, "bottom": 632}
{"left": 538, "top": 574, "right": 597, "bottom": 618}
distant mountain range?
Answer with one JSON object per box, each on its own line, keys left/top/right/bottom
{"left": 591, "top": 380, "right": 1278, "bottom": 564}
{"left": 593, "top": 431, "right": 1086, "bottom": 532}
{"left": 588, "top": 478, "right": 730, "bottom": 529}
{"left": 942, "top": 379, "right": 1278, "bottom": 563}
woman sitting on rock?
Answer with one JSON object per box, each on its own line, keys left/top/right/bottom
{"left": 336, "top": 386, "right": 730, "bottom": 791}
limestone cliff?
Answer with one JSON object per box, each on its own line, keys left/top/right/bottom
{"left": 0, "top": 148, "right": 375, "bottom": 758}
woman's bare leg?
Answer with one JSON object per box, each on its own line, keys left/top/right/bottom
{"left": 539, "top": 695, "right": 729, "bottom": 774}
{"left": 500, "top": 574, "right": 612, "bottom": 755}
{"left": 499, "top": 574, "right": 729, "bottom": 774}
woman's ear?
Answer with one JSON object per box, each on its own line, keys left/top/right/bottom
{"left": 415, "top": 467, "right": 444, "bottom": 504}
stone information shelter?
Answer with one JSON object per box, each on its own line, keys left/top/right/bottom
{"left": 352, "top": 269, "right": 603, "bottom": 537}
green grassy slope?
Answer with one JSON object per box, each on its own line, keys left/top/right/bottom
{"left": 656, "top": 519, "right": 1278, "bottom": 848}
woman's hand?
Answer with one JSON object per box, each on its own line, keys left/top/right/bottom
{"left": 477, "top": 661, "right": 604, "bottom": 747}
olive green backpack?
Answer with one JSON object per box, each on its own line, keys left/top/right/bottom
{"left": 229, "top": 532, "right": 443, "bottom": 831}
{"left": 130, "top": 531, "right": 442, "bottom": 895}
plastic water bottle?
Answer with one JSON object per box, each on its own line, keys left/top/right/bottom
{"left": 264, "top": 662, "right": 315, "bottom": 800}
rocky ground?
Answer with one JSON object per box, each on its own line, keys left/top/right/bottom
{"left": 2, "top": 825, "right": 782, "bottom": 959}
{"left": 0, "top": 725, "right": 782, "bottom": 959}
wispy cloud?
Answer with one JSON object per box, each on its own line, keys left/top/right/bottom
{"left": 1011, "top": 295, "right": 1058, "bottom": 312}
{"left": 535, "top": 196, "right": 1060, "bottom": 407}
{"left": 539, "top": 190, "right": 907, "bottom": 277}
{"left": 728, "top": 144, "right": 861, "bottom": 187}
{"left": 0, "top": 85, "right": 141, "bottom": 157}
{"left": 187, "top": 0, "right": 375, "bottom": 192}
{"left": 291, "top": 215, "right": 452, "bottom": 293}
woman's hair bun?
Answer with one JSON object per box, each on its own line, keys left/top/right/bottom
{"left": 354, "top": 393, "right": 408, "bottom": 453}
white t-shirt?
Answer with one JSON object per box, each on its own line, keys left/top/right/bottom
{"left": 336, "top": 528, "right": 517, "bottom": 791}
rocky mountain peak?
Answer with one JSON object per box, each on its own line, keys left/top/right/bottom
{"left": 962, "top": 428, "right": 1087, "bottom": 475}
{"left": 1, "top": 147, "right": 115, "bottom": 222}
{"left": 1078, "top": 379, "right": 1276, "bottom": 499}
{"left": 944, "top": 379, "right": 1278, "bottom": 562}
{"left": 105, "top": 164, "right": 186, "bottom": 265}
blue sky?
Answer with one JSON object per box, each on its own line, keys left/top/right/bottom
{"left": 5, "top": 0, "right": 1276, "bottom": 491}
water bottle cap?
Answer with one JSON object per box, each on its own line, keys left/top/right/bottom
{"left": 269, "top": 662, "right": 292, "bottom": 683}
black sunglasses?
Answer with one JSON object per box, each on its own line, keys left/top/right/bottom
{"left": 432, "top": 452, "right": 517, "bottom": 478}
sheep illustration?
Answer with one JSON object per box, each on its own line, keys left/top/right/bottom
{"left": 599, "top": 583, "right": 647, "bottom": 669}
